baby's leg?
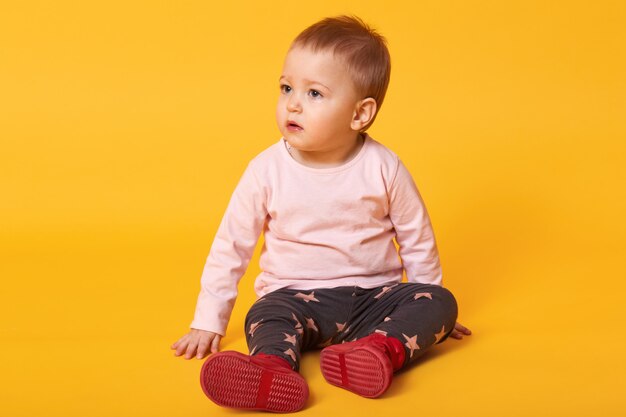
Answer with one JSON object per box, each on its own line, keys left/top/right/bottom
{"left": 357, "top": 282, "right": 459, "bottom": 366}
{"left": 244, "top": 287, "right": 354, "bottom": 371}
{"left": 201, "top": 288, "right": 332, "bottom": 412}
{"left": 318, "top": 283, "right": 458, "bottom": 398}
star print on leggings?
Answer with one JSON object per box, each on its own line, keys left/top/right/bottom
{"left": 294, "top": 291, "right": 320, "bottom": 303}
{"left": 434, "top": 325, "right": 447, "bottom": 343}
{"left": 335, "top": 322, "right": 350, "bottom": 334}
{"left": 374, "top": 284, "right": 398, "bottom": 299}
{"left": 414, "top": 292, "right": 433, "bottom": 300}
{"left": 284, "top": 348, "right": 297, "bottom": 362}
{"left": 291, "top": 313, "right": 304, "bottom": 335}
{"left": 305, "top": 317, "right": 318, "bottom": 332}
{"left": 283, "top": 333, "right": 297, "bottom": 346}
{"left": 249, "top": 320, "right": 263, "bottom": 336}
{"left": 402, "top": 333, "right": 421, "bottom": 358}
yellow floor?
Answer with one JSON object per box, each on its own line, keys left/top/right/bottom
{"left": 2, "top": 1, "right": 625, "bottom": 416}
{"left": 2, "top": 232, "right": 624, "bottom": 416}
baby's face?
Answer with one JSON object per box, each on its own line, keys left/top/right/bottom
{"left": 276, "top": 46, "right": 363, "bottom": 155}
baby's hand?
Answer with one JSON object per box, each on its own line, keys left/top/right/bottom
{"left": 449, "top": 321, "right": 472, "bottom": 340}
{"left": 171, "top": 329, "right": 221, "bottom": 360}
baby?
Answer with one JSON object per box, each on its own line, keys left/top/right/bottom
{"left": 171, "top": 15, "right": 471, "bottom": 412}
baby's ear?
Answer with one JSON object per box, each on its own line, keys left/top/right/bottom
{"left": 351, "top": 98, "right": 377, "bottom": 131}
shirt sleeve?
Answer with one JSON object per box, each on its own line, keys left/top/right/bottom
{"left": 388, "top": 158, "right": 443, "bottom": 286}
{"left": 190, "top": 161, "right": 267, "bottom": 335}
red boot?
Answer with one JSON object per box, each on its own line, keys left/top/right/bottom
{"left": 200, "top": 351, "right": 309, "bottom": 412}
{"left": 319, "top": 333, "right": 406, "bottom": 398}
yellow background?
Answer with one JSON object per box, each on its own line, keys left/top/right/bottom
{"left": 1, "top": 1, "right": 625, "bottom": 415}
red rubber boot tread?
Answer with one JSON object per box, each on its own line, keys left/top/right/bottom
{"left": 200, "top": 351, "right": 308, "bottom": 413}
{"left": 320, "top": 341, "right": 393, "bottom": 398}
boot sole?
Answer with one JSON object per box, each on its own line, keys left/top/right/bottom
{"left": 200, "top": 351, "right": 308, "bottom": 412}
{"left": 320, "top": 345, "right": 392, "bottom": 398}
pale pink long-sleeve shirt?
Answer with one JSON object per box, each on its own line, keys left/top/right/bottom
{"left": 191, "top": 133, "right": 443, "bottom": 335}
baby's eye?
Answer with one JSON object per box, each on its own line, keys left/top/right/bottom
{"left": 309, "top": 89, "right": 322, "bottom": 98}
{"left": 280, "top": 84, "right": 291, "bottom": 93}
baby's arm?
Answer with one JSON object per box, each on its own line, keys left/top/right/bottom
{"left": 172, "top": 160, "right": 267, "bottom": 358}
{"left": 388, "top": 159, "right": 442, "bottom": 285}
{"left": 388, "top": 160, "right": 473, "bottom": 340}
{"left": 171, "top": 329, "right": 221, "bottom": 360}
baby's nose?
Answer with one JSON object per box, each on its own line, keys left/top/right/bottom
{"left": 286, "top": 94, "right": 302, "bottom": 112}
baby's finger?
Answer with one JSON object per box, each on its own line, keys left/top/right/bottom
{"left": 196, "top": 339, "right": 210, "bottom": 359}
{"left": 450, "top": 330, "right": 463, "bottom": 339}
{"left": 185, "top": 339, "right": 199, "bottom": 359}
{"left": 210, "top": 335, "right": 221, "bottom": 353}
{"left": 171, "top": 337, "right": 183, "bottom": 350}
{"left": 456, "top": 323, "right": 472, "bottom": 335}
{"left": 174, "top": 336, "right": 190, "bottom": 356}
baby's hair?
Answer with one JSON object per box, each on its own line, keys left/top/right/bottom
{"left": 291, "top": 15, "right": 391, "bottom": 130}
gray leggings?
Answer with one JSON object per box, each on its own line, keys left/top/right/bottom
{"left": 244, "top": 283, "right": 458, "bottom": 371}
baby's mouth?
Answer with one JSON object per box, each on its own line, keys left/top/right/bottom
{"left": 287, "top": 121, "right": 303, "bottom": 131}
